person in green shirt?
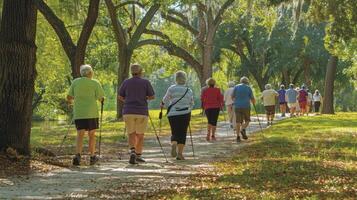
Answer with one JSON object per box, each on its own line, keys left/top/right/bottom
{"left": 67, "top": 64, "right": 105, "bottom": 166}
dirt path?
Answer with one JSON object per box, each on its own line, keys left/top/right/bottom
{"left": 0, "top": 116, "right": 280, "bottom": 199}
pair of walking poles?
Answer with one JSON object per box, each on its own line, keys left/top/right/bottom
{"left": 57, "top": 101, "right": 104, "bottom": 156}
{"left": 148, "top": 107, "right": 195, "bottom": 163}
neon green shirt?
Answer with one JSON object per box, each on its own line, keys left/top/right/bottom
{"left": 68, "top": 77, "right": 105, "bottom": 120}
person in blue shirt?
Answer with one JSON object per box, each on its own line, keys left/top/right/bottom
{"left": 277, "top": 84, "right": 287, "bottom": 117}
{"left": 285, "top": 84, "right": 299, "bottom": 117}
{"left": 231, "top": 77, "right": 256, "bottom": 142}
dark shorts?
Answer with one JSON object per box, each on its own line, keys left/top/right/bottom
{"left": 205, "top": 108, "right": 220, "bottom": 126}
{"left": 265, "top": 105, "right": 275, "bottom": 115}
{"left": 74, "top": 118, "right": 99, "bottom": 131}
{"left": 235, "top": 108, "right": 250, "bottom": 123}
{"left": 168, "top": 113, "right": 191, "bottom": 145}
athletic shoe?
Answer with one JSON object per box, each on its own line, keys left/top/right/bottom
{"left": 241, "top": 129, "right": 248, "bottom": 140}
{"left": 206, "top": 134, "right": 211, "bottom": 141}
{"left": 171, "top": 143, "right": 177, "bottom": 157}
{"left": 90, "top": 155, "right": 99, "bottom": 165}
{"left": 211, "top": 135, "right": 217, "bottom": 141}
{"left": 136, "top": 155, "right": 146, "bottom": 163}
{"left": 176, "top": 154, "right": 185, "bottom": 160}
{"left": 129, "top": 152, "right": 138, "bottom": 164}
{"left": 72, "top": 154, "right": 81, "bottom": 166}
{"left": 236, "top": 135, "right": 241, "bottom": 142}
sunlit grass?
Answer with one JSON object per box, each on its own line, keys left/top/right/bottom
{"left": 30, "top": 109, "right": 224, "bottom": 148}
{"left": 155, "top": 113, "right": 357, "bottom": 199}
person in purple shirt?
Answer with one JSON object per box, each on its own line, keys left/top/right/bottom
{"left": 118, "top": 64, "right": 155, "bottom": 164}
{"left": 277, "top": 84, "right": 287, "bottom": 117}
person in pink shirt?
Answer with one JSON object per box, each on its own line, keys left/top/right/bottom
{"left": 201, "top": 78, "right": 224, "bottom": 141}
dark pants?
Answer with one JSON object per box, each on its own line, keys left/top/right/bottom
{"left": 205, "top": 108, "right": 220, "bottom": 126}
{"left": 168, "top": 113, "right": 191, "bottom": 145}
{"left": 314, "top": 101, "right": 321, "bottom": 112}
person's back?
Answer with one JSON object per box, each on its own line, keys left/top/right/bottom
{"left": 277, "top": 89, "right": 286, "bottom": 103}
{"left": 233, "top": 84, "right": 253, "bottom": 109}
{"left": 286, "top": 88, "right": 298, "bottom": 103}
{"left": 201, "top": 87, "right": 223, "bottom": 109}
{"left": 224, "top": 87, "right": 235, "bottom": 106}
{"left": 298, "top": 89, "right": 308, "bottom": 103}
{"left": 70, "top": 77, "right": 103, "bottom": 119}
{"left": 262, "top": 89, "right": 278, "bottom": 106}
{"left": 164, "top": 84, "right": 193, "bottom": 117}
{"left": 120, "top": 76, "right": 153, "bottom": 115}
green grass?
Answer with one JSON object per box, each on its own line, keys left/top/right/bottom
{"left": 156, "top": 113, "right": 357, "bottom": 199}
{"left": 30, "top": 109, "right": 225, "bottom": 149}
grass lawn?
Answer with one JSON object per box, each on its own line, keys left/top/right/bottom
{"left": 156, "top": 113, "right": 357, "bottom": 199}
{"left": 30, "top": 109, "right": 226, "bottom": 150}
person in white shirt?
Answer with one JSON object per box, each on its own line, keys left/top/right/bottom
{"left": 313, "top": 90, "right": 323, "bottom": 113}
{"left": 224, "top": 81, "right": 236, "bottom": 130}
{"left": 261, "top": 84, "right": 279, "bottom": 125}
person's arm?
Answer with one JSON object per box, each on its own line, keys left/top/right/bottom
{"left": 231, "top": 88, "right": 236, "bottom": 101}
{"left": 95, "top": 81, "right": 105, "bottom": 103}
{"left": 67, "top": 83, "right": 75, "bottom": 105}
{"left": 249, "top": 88, "right": 256, "bottom": 105}
{"left": 161, "top": 87, "right": 172, "bottom": 108}
{"left": 146, "top": 81, "right": 155, "bottom": 101}
{"left": 118, "top": 82, "right": 126, "bottom": 102}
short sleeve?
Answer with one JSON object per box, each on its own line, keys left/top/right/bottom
{"left": 146, "top": 80, "right": 155, "bottom": 97}
{"left": 118, "top": 81, "right": 126, "bottom": 97}
{"left": 96, "top": 81, "right": 105, "bottom": 100}
{"left": 68, "top": 82, "right": 75, "bottom": 97}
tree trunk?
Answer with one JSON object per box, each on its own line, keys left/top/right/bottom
{"left": 0, "top": 0, "right": 37, "bottom": 155}
{"left": 322, "top": 55, "right": 338, "bottom": 114}
{"left": 282, "top": 69, "right": 290, "bottom": 86}
{"left": 116, "top": 49, "right": 132, "bottom": 119}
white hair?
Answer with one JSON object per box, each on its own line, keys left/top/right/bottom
{"left": 80, "top": 64, "right": 93, "bottom": 77}
{"left": 175, "top": 71, "right": 187, "bottom": 85}
{"left": 265, "top": 84, "right": 272, "bottom": 90}
{"left": 228, "top": 81, "right": 235, "bottom": 88}
{"left": 240, "top": 76, "right": 249, "bottom": 84}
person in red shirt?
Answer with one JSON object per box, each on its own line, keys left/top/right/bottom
{"left": 298, "top": 85, "right": 308, "bottom": 115}
{"left": 201, "top": 78, "right": 224, "bottom": 141}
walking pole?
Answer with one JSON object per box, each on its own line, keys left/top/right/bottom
{"left": 98, "top": 100, "right": 104, "bottom": 156}
{"left": 188, "top": 124, "right": 195, "bottom": 158}
{"left": 148, "top": 114, "right": 169, "bottom": 163}
{"left": 57, "top": 105, "right": 73, "bottom": 156}
{"left": 253, "top": 103, "right": 263, "bottom": 133}
{"left": 159, "top": 106, "right": 163, "bottom": 136}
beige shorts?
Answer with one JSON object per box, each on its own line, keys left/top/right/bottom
{"left": 123, "top": 114, "right": 148, "bottom": 134}
{"left": 288, "top": 102, "right": 298, "bottom": 109}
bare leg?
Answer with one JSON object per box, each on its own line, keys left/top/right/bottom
{"left": 76, "top": 130, "right": 86, "bottom": 155}
{"left": 128, "top": 132, "right": 136, "bottom": 151}
{"left": 135, "top": 133, "right": 144, "bottom": 154}
{"left": 88, "top": 130, "right": 96, "bottom": 156}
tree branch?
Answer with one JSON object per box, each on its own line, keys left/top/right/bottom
{"left": 136, "top": 39, "right": 202, "bottom": 73}
{"left": 143, "top": 29, "right": 171, "bottom": 40}
{"left": 35, "top": 0, "right": 76, "bottom": 60}
{"left": 161, "top": 12, "right": 199, "bottom": 36}
{"left": 115, "top": 1, "right": 145, "bottom": 10}
{"left": 105, "top": 0, "right": 127, "bottom": 46}
{"left": 214, "top": 0, "right": 235, "bottom": 26}
{"left": 127, "top": 4, "right": 160, "bottom": 50}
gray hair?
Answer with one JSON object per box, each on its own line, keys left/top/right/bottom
{"left": 80, "top": 64, "right": 93, "bottom": 77}
{"left": 228, "top": 81, "right": 235, "bottom": 88}
{"left": 240, "top": 76, "right": 249, "bottom": 84}
{"left": 175, "top": 71, "right": 187, "bottom": 85}
{"left": 265, "top": 84, "right": 272, "bottom": 90}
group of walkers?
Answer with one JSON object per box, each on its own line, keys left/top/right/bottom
{"left": 66, "top": 63, "right": 322, "bottom": 166}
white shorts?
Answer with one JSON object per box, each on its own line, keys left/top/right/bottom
{"left": 288, "top": 103, "right": 298, "bottom": 109}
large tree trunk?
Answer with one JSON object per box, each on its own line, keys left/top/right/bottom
{"left": 116, "top": 49, "right": 132, "bottom": 119}
{"left": 322, "top": 55, "right": 338, "bottom": 114}
{"left": 0, "top": 0, "right": 37, "bottom": 155}
{"left": 200, "top": 45, "right": 214, "bottom": 87}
